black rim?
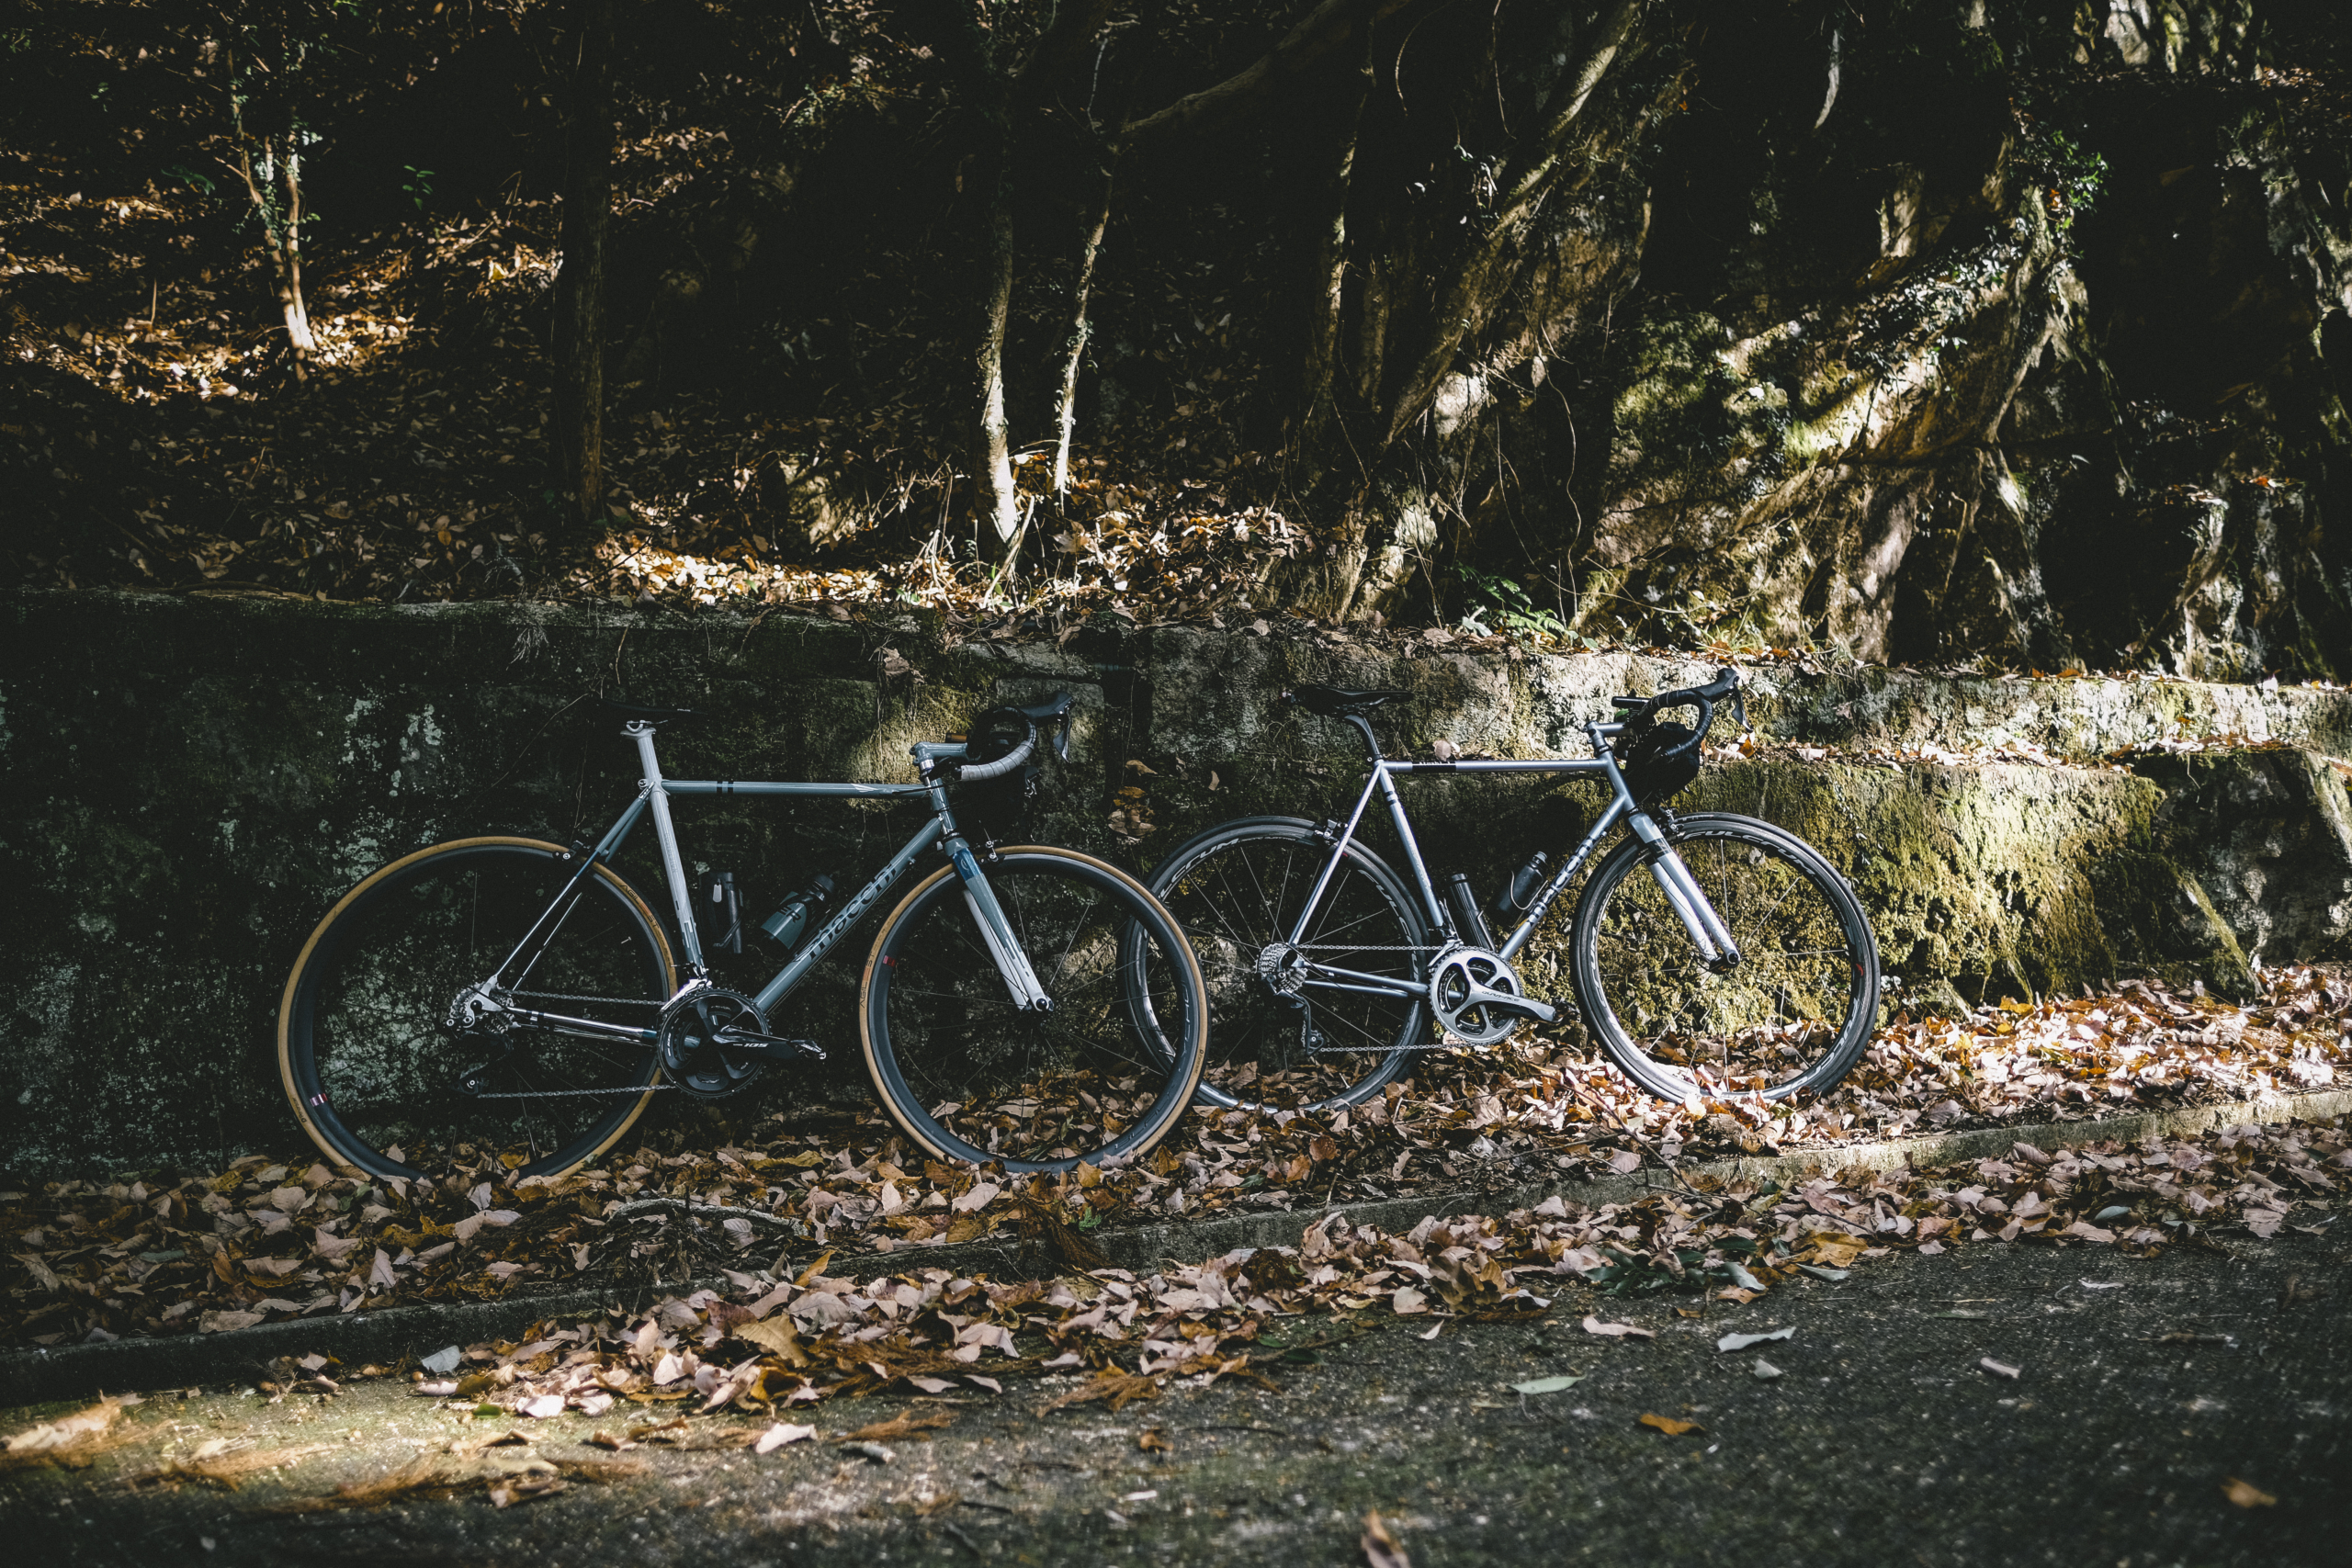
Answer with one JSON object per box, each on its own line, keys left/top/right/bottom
{"left": 1581, "top": 826, "right": 1873, "bottom": 1100}
{"left": 867, "top": 855, "right": 1199, "bottom": 1171}
{"left": 290, "top": 846, "right": 666, "bottom": 1179}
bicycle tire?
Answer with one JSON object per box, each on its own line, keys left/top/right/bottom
{"left": 1570, "top": 813, "right": 1880, "bottom": 1101}
{"left": 1142, "top": 817, "right": 1429, "bottom": 1112}
{"left": 860, "top": 846, "right": 1207, "bottom": 1173}
{"left": 278, "top": 838, "right": 674, "bottom": 1181}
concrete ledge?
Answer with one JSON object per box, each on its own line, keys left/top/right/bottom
{"left": 7, "top": 589, "right": 2351, "bottom": 1177}
{"left": 10, "top": 1087, "right": 2346, "bottom": 1409}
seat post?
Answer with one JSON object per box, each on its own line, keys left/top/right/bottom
{"left": 1344, "top": 713, "right": 1386, "bottom": 762}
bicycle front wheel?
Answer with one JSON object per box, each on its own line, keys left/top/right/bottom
{"left": 277, "top": 839, "right": 673, "bottom": 1181}
{"left": 1571, "top": 814, "right": 1880, "bottom": 1101}
{"left": 860, "top": 847, "right": 1207, "bottom": 1172}
{"left": 1144, "top": 817, "right": 1429, "bottom": 1112}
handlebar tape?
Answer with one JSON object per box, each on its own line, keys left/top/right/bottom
{"left": 956, "top": 721, "right": 1037, "bottom": 783}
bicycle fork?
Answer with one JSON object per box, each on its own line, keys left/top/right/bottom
{"left": 1629, "top": 817, "right": 1741, "bottom": 968}
{"left": 950, "top": 840, "right": 1054, "bottom": 1010}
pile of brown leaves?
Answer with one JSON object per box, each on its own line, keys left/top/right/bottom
{"left": 5, "top": 968, "right": 2346, "bottom": 1350}
{"left": 293, "top": 1113, "right": 2350, "bottom": 1425}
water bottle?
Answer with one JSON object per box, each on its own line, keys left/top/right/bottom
{"left": 1490, "top": 851, "right": 1549, "bottom": 922}
{"left": 760, "top": 873, "right": 835, "bottom": 951}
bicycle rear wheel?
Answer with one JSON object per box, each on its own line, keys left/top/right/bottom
{"left": 1571, "top": 813, "right": 1879, "bottom": 1101}
{"left": 860, "top": 847, "right": 1206, "bottom": 1173}
{"left": 1143, "top": 818, "right": 1428, "bottom": 1112}
{"left": 277, "top": 839, "right": 673, "bottom": 1180}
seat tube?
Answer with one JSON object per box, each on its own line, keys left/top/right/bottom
{"left": 1375, "top": 762, "right": 1451, "bottom": 939}
{"left": 632, "top": 724, "right": 703, "bottom": 970}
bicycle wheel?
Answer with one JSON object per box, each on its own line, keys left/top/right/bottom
{"left": 278, "top": 839, "right": 673, "bottom": 1181}
{"left": 860, "top": 847, "right": 1206, "bottom": 1172}
{"left": 1571, "top": 813, "right": 1879, "bottom": 1101}
{"left": 1144, "top": 817, "right": 1430, "bottom": 1112}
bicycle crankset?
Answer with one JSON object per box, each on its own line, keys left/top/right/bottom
{"left": 657, "top": 987, "right": 823, "bottom": 1100}
{"left": 1427, "top": 946, "right": 1558, "bottom": 1047}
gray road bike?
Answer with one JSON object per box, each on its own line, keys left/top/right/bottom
{"left": 278, "top": 695, "right": 1208, "bottom": 1180}
{"left": 1141, "top": 668, "right": 1880, "bottom": 1113}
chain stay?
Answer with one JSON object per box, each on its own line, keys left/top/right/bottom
{"left": 464, "top": 1083, "right": 673, "bottom": 1100}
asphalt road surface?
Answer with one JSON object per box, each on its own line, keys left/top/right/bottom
{"left": 5, "top": 1230, "right": 2346, "bottom": 1566}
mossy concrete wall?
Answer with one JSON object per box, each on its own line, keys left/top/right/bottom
{"left": 4, "top": 592, "right": 2349, "bottom": 1178}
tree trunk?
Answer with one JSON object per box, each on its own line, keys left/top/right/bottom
{"left": 550, "top": 0, "right": 617, "bottom": 538}
{"left": 224, "top": 62, "right": 315, "bottom": 381}
{"left": 972, "top": 84, "right": 1023, "bottom": 558}
{"left": 1052, "top": 158, "right": 1115, "bottom": 499}
{"left": 1295, "top": 39, "right": 1373, "bottom": 470}
{"left": 264, "top": 141, "right": 316, "bottom": 378}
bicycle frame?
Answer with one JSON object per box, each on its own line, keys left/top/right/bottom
{"left": 475, "top": 721, "right": 1048, "bottom": 1047}
{"left": 1283, "top": 713, "right": 1740, "bottom": 1005}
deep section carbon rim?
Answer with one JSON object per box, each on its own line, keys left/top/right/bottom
{"left": 864, "top": 851, "right": 1204, "bottom": 1173}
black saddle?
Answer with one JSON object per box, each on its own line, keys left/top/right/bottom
{"left": 1287, "top": 684, "right": 1410, "bottom": 717}
{"left": 598, "top": 698, "right": 703, "bottom": 728}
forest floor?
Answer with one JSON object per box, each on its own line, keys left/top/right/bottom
{"left": 3, "top": 125, "right": 1343, "bottom": 638}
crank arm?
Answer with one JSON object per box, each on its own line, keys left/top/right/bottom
{"left": 715, "top": 1028, "right": 827, "bottom": 1063}
{"left": 1453, "top": 985, "right": 1558, "bottom": 1025}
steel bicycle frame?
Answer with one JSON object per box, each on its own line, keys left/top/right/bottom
{"left": 1282, "top": 713, "right": 1740, "bottom": 1005}
{"left": 475, "top": 721, "right": 1047, "bottom": 1047}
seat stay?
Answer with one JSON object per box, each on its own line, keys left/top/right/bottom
{"left": 1283, "top": 765, "right": 1405, "bottom": 947}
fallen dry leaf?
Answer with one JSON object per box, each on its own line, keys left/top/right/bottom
{"left": 754, "top": 1422, "right": 818, "bottom": 1454}
{"left": 1040, "top": 1371, "right": 1165, "bottom": 1414}
{"left": 1582, "top": 1316, "right": 1656, "bottom": 1339}
{"left": 2, "top": 1398, "right": 120, "bottom": 1457}
{"left": 836, "top": 1410, "right": 956, "bottom": 1443}
{"left": 1362, "top": 1507, "right": 1410, "bottom": 1568}
{"left": 1138, "top": 1428, "right": 1170, "bottom": 1453}
{"left": 2222, "top": 1476, "right": 2278, "bottom": 1508}
{"left": 1638, "top": 1413, "right": 1704, "bottom": 1437}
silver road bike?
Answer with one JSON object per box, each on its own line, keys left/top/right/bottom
{"left": 1142, "top": 668, "right": 1880, "bottom": 1112}
{"left": 279, "top": 695, "right": 1208, "bottom": 1179}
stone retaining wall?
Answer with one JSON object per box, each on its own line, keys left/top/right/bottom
{"left": 4, "top": 592, "right": 2348, "bottom": 1177}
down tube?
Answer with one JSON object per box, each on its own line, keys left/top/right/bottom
{"left": 750, "top": 817, "right": 945, "bottom": 1017}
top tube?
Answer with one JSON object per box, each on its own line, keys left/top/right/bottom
{"left": 662, "top": 779, "right": 933, "bottom": 800}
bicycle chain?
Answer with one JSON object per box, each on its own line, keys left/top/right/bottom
{"left": 1290, "top": 943, "right": 1442, "bottom": 953}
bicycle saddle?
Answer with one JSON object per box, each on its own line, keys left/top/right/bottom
{"left": 1287, "top": 684, "right": 1410, "bottom": 717}
{"left": 598, "top": 698, "right": 703, "bottom": 728}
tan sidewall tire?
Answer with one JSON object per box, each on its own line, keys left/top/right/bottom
{"left": 276, "top": 837, "right": 675, "bottom": 1178}
{"left": 857, "top": 846, "right": 1209, "bottom": 1168}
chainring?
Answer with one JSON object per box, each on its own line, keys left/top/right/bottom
{"left": 657, "top": 987, "right": 769, "bottom": 1100}
{"left": 1427, "top": 946, "right": 1527, "bottom": 1047}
